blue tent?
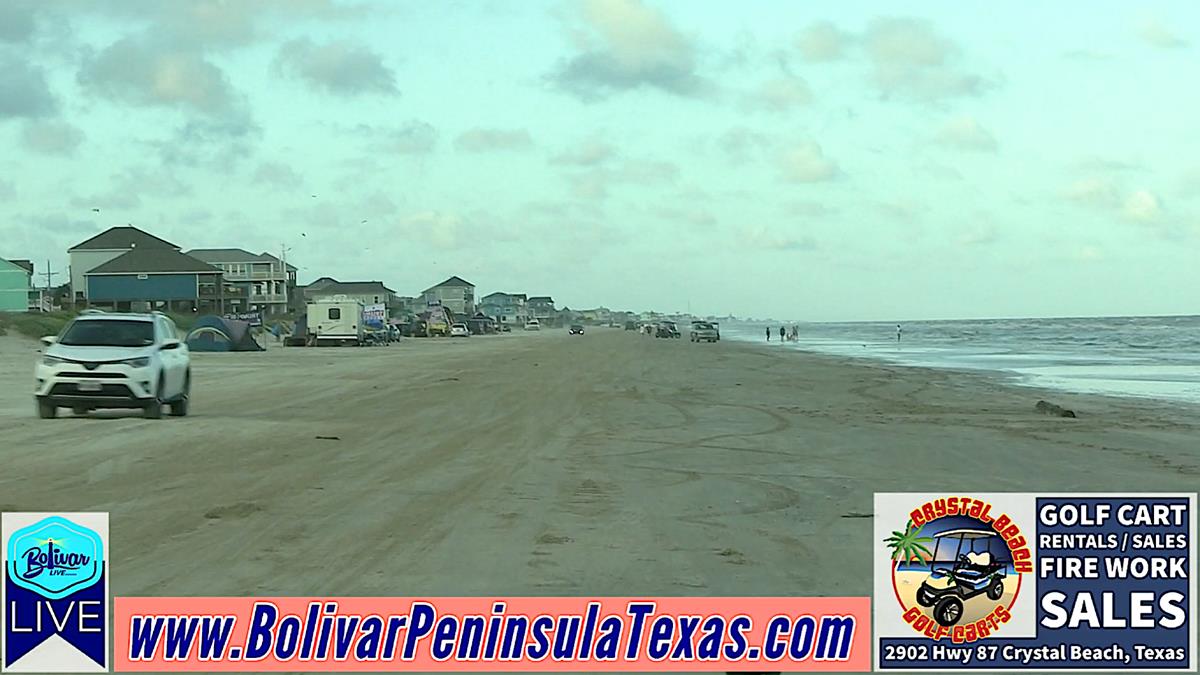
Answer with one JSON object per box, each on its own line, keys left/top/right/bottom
{"left": 185, "top": 316, "right": 263, "bottom": 352}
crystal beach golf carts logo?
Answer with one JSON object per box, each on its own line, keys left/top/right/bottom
{"left": 883, "top": 496, "right": 1033, "bottom": 643}
{"left": 2, "top": 513, "right": 109, "bottom": 673}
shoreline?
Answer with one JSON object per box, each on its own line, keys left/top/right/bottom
{"left": 723, "top": 331, "right": 1200, "bottom": 410}
{"left": 777, "top": 340, "right": 1200, "bottom": 425}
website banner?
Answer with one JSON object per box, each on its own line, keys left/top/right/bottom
{"left": 874, "top": 493, "right": 1197, "bottom": 671}
{"left": 114, "top": 596, "right": 869, "bottom": 671}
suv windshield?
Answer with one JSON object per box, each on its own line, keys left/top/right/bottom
{"left": 58, "top": 319, "right": 155, "bottom": 347}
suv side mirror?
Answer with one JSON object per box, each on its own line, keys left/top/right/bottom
{"left": 40, "top": 336, "right": 57, "bottom": 347}
{"left": 160, "top": 340, "right": 181, "bottom": 350}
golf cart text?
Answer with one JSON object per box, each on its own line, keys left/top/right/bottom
{"left": 901, "top": 604, "right": 1010, "bottom": 644}
{"left": 1039, "top": 502, "right": 1187, "bottom": 527}
{"left": 909, "top": 497, "right": 1033, "bottom": 573}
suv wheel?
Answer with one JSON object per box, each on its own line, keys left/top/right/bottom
{"left": 37, "top": 400, "right": 57, "bottom": 419}
{"left": 143, "top": 375, "right": 164, "bottom": 419}
{"left": 169, "top": 372, "right": 190, "bottom": 417}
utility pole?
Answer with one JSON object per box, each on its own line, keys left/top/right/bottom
{"left": 42, "top": 259, "right": 60, "bottom": 311}
{"left": 43, "top": 259, "right": 59, "bottom": 290}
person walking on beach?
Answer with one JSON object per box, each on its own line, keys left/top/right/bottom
{"left": 779, "top": 326, "right": 785, "bottom": 342}
{"left": 766, "top": 326, "right": 771, "bottom": 342}
{"left": 896, "top": 324, "right": 902, "bottom": 345}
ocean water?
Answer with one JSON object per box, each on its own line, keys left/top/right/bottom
{"left": 722, "top": 316, "right": 1200, "bottom": 405}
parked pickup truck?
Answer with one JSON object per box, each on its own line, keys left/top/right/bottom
{"left": 689, "top": 321, "right": 719, "bottom": 342}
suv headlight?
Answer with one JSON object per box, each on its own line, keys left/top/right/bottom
{"left": 120, "top": 357, "right": 151, "bottom": 368}
{"left": 42, "top": 355, "right": 67, "bottom": 366}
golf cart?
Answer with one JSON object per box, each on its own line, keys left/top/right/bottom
{"left": 915, "top": 529, "right": 1009, "bottom": 627}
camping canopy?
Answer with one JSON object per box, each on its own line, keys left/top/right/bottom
{"left": 185, "top": 316, "right": 263, "bottom": 352}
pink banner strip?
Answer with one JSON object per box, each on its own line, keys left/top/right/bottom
{"left": 114, "top": 597, "right": 870, "bottom": 671}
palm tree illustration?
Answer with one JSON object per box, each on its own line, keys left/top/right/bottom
{"left": 885, "top": 520, "right": 933, "bottom": 568}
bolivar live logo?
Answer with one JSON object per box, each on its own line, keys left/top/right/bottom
{"left": 883, "top": 496, "right": 1032, "bottom": 644}
{"left": 2, "top": 513, "right": 109, "bottom": 673}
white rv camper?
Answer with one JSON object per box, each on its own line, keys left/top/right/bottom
{"left": 306, "top": 296, "right": 365, "bottom": 346}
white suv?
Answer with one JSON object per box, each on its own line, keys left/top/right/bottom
{"left": 35, "top": 311, "right": 191, "bottom": 419}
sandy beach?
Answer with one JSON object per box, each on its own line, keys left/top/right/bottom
{"left": 2, "top": 329, "right": 1198, "bottom": 674}
{"left": 2, "top": 328, "right": 1196, "bottom": 599}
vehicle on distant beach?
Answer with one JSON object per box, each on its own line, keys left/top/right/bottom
{"left": 655, "top": 321, "right": 681, "bottom": 338}
{"left": 689, "top": 321, "right": 719, "bottom": 342}
{"left": 624, "top": 321, "right": 637, "bottom": 331}
{"left": 915, "top": 529, "right": 1009, "bottom": 627}
{"left": 524, "top": 319, "right": 541, "bottom": 331}
{"left": 450, "top": 323, "right": 470, "bottom": 337}
{"left": 35, "top": 310, "right": 190, "bottom": 419}
{"left": 568, "top": 324, "right": 585, "bottom": 335}
{"left": 307, "top": 296, "right": 365, "bottom": 346}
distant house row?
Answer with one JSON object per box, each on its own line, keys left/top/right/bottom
{"left": 59, "top": 226, "right": 299, "bottom": 316}
{"left": 4, "top": 225, "right": 615, "bottom": 325}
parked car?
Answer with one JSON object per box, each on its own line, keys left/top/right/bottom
{"left": 655, "top": 321, "right": 681, "bottom": 338}
{"left": 568, "top": 324, "right": 585, "bottom": 335}
{"left": 524, "top": 319, "right": 541, "bottom": 331}
{"left": 690, "top": 321, "right": 719, "bottom": 342}
{"left": 450, "top": 323, "right": 470, "bottom": 337}
{"left": 624, "top": 321, "right": 637, "bottom": 331}
{"left": 35, "top": 311, "right": 190, "bottom": 419}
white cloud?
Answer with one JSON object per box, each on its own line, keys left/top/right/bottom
{"left": 1122, "top": 189, "right": 1163, "bottom": 222}
{"left": 274, "top": 38, "right": 398, "bottom": 96}
{"left": 0, "top": 1, "right": 38, "bottom": 43}
{"left": 741, "top": 225, "right": 817, "bottom": 251}
{"left": 21, "top": 120, "right": 84, "bottom": 155}
{"left": 385, "top": 120, "right": 438, "bottom": 154}
{"left": 455, "top": 128, "right": 534, "bottom": 153}
{"left": 552, "top": 0, "right": 709, "bottom": 99}
{"left": 778, "top": 142, "right": 839, "bottom": 183}
{"left": 253, "top": 162, "right": 305, "bottom": 190}
{"left": 1066, "top": 176, "right": 1121, "bottom": 208}
{"left": 552, "top": 139, "right": 616, "bottom": 166}
{"left": 0, "top": 55, "right": 57, "bottom": 118}
{"left": 653, "top": 205, "right": 715, "bottom": 227}
{"left": 795, "top": 21, "right": 850, "bottom": 62}
{"left": 718, "top": 127, "right": 771, "bottom": 163}
{"left": 79, "top": 37, "right": 236, "bottom": 114}
{"left": 1066, "top": 178, "right": 1171, "bottom": 228}
{"left": 935, "top": 115, "right": 998, "bottom": 152}
{"left": 62, "top": 0, "right": 364, "bottom": 49}
{"left": 744, "top": 76, "right": 812, "bottom": 112}
{"left": 864, "top": 17, "right": 989, "bottom": 102}
{"left": 1136, "top": 18, "right": 1189, "bottom": 49}
{"left": 561, "top": 159, "right": 679, "bottom": 201}
{"left": 397, "top": 211, "right": 465, "bottom": 250}
{"left": 958, "top": 223, "right": 998, "bottom": 246}
{"left": 1180, "top": 168, "right": 1200, "bottom": 199}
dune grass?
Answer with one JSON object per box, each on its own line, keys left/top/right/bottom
{"left": 0, "top": 310, "right": 202, "bottom": 339}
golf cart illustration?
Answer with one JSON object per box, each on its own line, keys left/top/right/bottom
{"left": 915, "top": 529, "right": 1010, "bottom": 627}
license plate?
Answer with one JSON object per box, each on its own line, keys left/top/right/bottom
{"left": 77, "top": 381, "right": 102, "bottom": 392}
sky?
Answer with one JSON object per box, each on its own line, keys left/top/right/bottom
{"left": 1, "top": 0, "right": 1198, "bottom": 321}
